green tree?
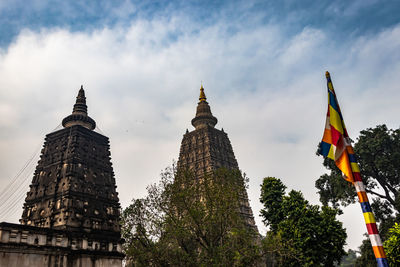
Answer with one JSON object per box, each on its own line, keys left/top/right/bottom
{"left": 339, "top": 249, "right": 357, "bottom": 267}
{"left": 384, "top": 222, "right": 400, "bottom": 266}
{"left": 259, "top": 177, "right": 286, "bottom": 232}
{"left": 316, "top": 125, "right": 400, "bottom": 225}
{"left": 121, "top": 167, "right": 261, "bottom": 266}
{"left": 260, "top": 177, "right": 347, "bottom": 267}
{"left": 316, "top": 125, "right": 400, "bottom": 264}
{"left": 354, "top": 238, "right": 376, "bottom": 267}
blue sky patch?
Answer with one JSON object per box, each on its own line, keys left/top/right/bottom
{"left": 1, "top": 0, "right": 399, "bottom": 47}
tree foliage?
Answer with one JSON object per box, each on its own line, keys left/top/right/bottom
{"left": 316, "top": 125, "right": 400, "bottom": 226}
{"left": 384, "top": 222, "right": 400, "bottom": 266}
{"left": 259, "top": 177, "right": 286, "bottom": 232}
{"left": 316, "top": 125, "right": 400, "bottom": 264}
{"left": 121, "top": 167, "right": 261, "bottom": 266}
{"left": 260, "top": 177, "right": 347, "bottom": 267}
{"left": 354, "top": 238, "right": 376, "bottom": 267}
{"left": 339, "top": 249, "right": 357, "bottom": 267}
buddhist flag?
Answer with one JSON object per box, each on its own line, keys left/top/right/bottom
{"left": 319, "top": 71, "right": 388, "bottom": 267}
{"left": 319, "top": 71, "right": 360, "bottom": 183}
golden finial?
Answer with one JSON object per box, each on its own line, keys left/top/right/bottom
{"left": 199, "top": 83, "right": 206, "bottom": 102}
{"left": 325, "top": 71, "right": 330, "bottom": 78}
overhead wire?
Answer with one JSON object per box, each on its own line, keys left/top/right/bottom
{"left": 0, "top": 147, "right": 39, "bottom": 220}
{"left": 0, "top": 188, "right": 29, "bottom": 220}
{"left": 0, "top": 147, "right": 39, "bottom": 204}
{"left": 0, "top": 124, "right": 61, "bottom": 221}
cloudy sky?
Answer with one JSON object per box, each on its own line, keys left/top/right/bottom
{"left": 0, "top": 0, "right": 399, "bottom": 250}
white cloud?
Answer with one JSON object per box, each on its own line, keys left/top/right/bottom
{"left": 0, "top": 15, "right": 399, "bottom": 250}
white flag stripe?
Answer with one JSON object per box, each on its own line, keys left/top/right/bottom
{"left": 369, "top": 234, "right": 382, "bottom": 247}
{"left": 354, "top": 181, "right": 365, "bottom": 192}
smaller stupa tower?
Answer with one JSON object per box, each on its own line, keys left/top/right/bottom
{"left": 20, "top": 86, "right": 121, "bottom": 236}
{"left": 0, "top": 86, "right": 123, "bottom": 267}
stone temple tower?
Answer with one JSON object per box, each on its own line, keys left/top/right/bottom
{"left": 177, "top": 85, "right": 258, "bottom": 231}
{"left": 0, "top": 87, "right": 124, "bottom": 266}
{"left": 20, "top": 86, "right": 121, "bottom": 234}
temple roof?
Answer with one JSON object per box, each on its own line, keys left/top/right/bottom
{"left": 62, "top": 86, "right": 96, "bottom": 130}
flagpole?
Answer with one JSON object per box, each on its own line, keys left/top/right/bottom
{"left": 323, "top": 72, "right": 388, "bottom": 267}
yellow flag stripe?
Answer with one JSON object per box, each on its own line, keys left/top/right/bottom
{"left": 363, "top": 212, "right": 376, "bottom": 224}
{"left": 328, "top": 82, "right": 334, "bottom": 91}
{"left": 351, "top": 163, "right": 360, "bottom": 173}
{"left": 329, "top": 106, "right": 344, "bottom": 134}
{"left": 327, "top": 145, "right": 334, "bottom": 160}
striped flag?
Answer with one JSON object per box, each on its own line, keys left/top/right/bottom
{"left": 320, "top": 71, "right": 388, "bottom": 267}
{"left": 320, "top": 73, "right": 357, "bottom": 182}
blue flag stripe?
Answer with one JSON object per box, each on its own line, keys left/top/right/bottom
{"left": 320, "top": 141, "right": 331, "bottom": 157}
{"left": 361, "top": 202, "right": 372, "bottom": 213}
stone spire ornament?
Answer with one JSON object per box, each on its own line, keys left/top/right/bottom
{"left": 62, "top": 85, "right": 96, "bottom": 130}
{"left": 191, "top": 84, "right": 218, "bottom": 130}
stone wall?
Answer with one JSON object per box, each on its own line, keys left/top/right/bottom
{"left": 0, "top": 222, "right": 124, "bottom": 267}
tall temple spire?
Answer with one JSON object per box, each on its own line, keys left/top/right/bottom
{"left": 62, "top": 85, "right": 96, "bottom": 130}
{"left": 178, "top": 84, "right": 258, "bottom": 233}
{"left": 191, "top": 84, "right": 218, "bottom": 129}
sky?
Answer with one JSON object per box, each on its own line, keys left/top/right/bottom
{"left": 0, "top": 0, "right": 399, "bottom": 251}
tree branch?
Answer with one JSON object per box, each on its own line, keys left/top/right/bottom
{"left": 365, "top": 188, "right": 395, "bottom": 206}
{"left": 372, "top": 166, "right": 397, "bottom": 197}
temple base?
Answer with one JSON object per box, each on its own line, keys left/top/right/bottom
{"left": 0, "top": 222, "right": 124, "bottom": 267}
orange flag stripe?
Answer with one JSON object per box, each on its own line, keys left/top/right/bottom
{"left": 372, "top": 246, "right": 387, "bottom": 259}
{"left": 357, "top": 191, "right": 369, "bottom": 203}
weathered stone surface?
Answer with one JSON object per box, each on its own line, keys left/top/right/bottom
{"left": 0, "top": 222, "right": 123, "bottom": 267}
{"left": 20, "top": 125, "right": 121, "bottom": 234}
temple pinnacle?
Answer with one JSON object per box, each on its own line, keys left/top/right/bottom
{"left": 199, "top": 84, "right": 207, "bottom": 102}
{"left": 62, "top": 86, "right": 96, "bottom": 130}
{"left": 73, "top": 85, "right": 87, "bottom": 115}
{"left": 191, "top": 85, "right": 217, "bottom": 129}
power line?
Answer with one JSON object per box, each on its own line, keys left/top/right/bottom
{"left": 0, "top": 152, "right": 37, "bottom": 204}
{"left": 0, "top": 124, "right": 61, "bottom": 221}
